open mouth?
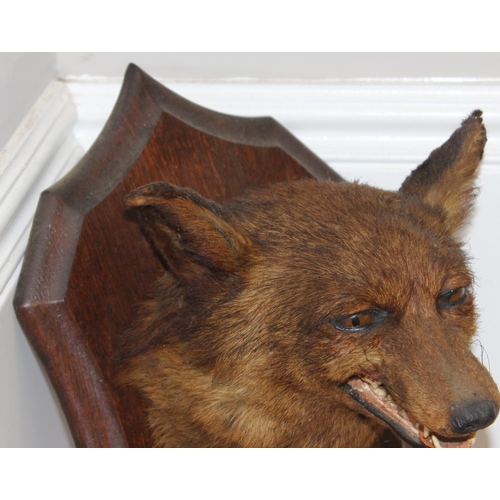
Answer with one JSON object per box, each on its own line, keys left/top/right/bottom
{"left": 342, "top": 376, "right": 477, "bottom": 448}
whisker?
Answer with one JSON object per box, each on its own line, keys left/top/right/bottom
{"left": 469, "top": 338, "right": 491, "bottom": 372}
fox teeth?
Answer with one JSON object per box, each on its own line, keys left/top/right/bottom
{"left": 431, "top": 435, "right": 443, "bottom": 448}
{"left": 384, "top": 393, "right": 400, "bottom": 411}
{"left": 352, "top": 377, "right": 477, "bottom": 448}
{"left": 374, "top": 386, "right": 388, "bottom": 398}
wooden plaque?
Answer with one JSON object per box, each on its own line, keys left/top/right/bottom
{"left": 14, "top": 64, "right": 341, "bottom": 447}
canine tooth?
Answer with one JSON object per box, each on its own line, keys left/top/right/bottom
{"left": 423, "top": 426, "right": 430, "bottom": 439}
{"left": 431, "top": 435, "right": 442, "bottom": 448}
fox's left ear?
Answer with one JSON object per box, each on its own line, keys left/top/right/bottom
{"left": 399, "top": 110, "right": 486, "bottom": 233}
{"left": 126, "top": 183, "right": 250, "bottom": 282}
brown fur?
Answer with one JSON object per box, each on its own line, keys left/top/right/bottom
{"left": 119, "top": 110, "right": 500, "bottom": 447}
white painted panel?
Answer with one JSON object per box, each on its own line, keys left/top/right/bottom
{"left": 0, "top": 80, "right": 81, "bottom": 448}
{"left": 0, "top": 81, "right": 83, "bottom": 295}
{"left": 66, "top": 80, "right": 500, "bottom": 166}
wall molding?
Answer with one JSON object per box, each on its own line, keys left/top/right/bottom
{"left": 0, "top": 81, "right": 83, "bottom": 297}
{"left": 66, "top": 78, "right": 500, "bottom": 171}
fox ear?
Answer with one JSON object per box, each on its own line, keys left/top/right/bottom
{"left": 399, "top": 110, "right": 486, "bottom": 233}
{"left": 126, "top": 183, "right": 249, "bottom": 280}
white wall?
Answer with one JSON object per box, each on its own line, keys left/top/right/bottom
{"left": 0, "top": 53, "right": 57, "bottom": 151}
{"left": 2, "top": 53, "right": 500, "bottom": 448}
{"left": 0, "top": 53, "right": 76, "bottom": 447}
{"left": 0, "top": 273, "right": 73, "bottom": 446}
{"left": 57, "top": 52, "right": 500, "bottom": 79}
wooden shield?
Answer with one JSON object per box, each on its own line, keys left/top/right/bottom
{"left": 14, "top": 64, "right": 341, "bottom": 447}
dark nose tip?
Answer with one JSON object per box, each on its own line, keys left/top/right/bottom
{"left": 450, "top": 399, "right": 499, "bottom": 435}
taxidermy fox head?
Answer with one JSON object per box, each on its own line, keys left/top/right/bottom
{"left": 121, "top": 110, "right": 500, "bottom": 448}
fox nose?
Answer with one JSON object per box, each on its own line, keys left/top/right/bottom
{"left": 450, "top": 399, "right": 499, "bottom": 435}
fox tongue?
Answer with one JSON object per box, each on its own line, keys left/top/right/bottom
{"left": 343, "top": 376, "right": 476, "bottom": 448}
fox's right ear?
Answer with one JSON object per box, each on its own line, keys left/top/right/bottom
{"left": 126, "top": 183, "right": 250, "bottom": 282}
{"left": 399, "top": 110, "right": 486, "bottom": 234}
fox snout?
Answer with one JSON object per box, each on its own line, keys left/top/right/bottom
{"left": 343, "top": 356, "right": 500, "bottom": 447}
{"left": 344, "top": 321, "right": 500, "bottom": 447}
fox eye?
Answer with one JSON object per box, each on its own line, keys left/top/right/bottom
{"left": 330, "top": 309, "right": 387, "bottom": 332}
{"left": 437, "top": 286, "right": 469, "bottom": 309}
